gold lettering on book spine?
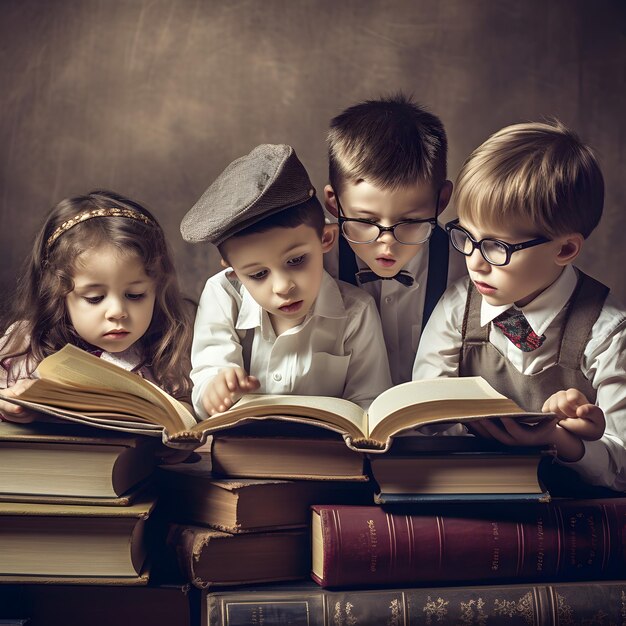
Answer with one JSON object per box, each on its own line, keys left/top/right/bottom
{"left": 459, "top": 598, "right": 487, "bottom": 626}
{"left": 537, "top": 516, "right": 545, "bottom": 572}
{"left": 367, "top": 519, "right": 378, "bottom": 573}
{"left": 332, "top": 601, "right": 357, "bottom": 625}
{"left": 388, "top": 598, "right": 401, "bottom": 626}
{"left": 423, "top": 597, "right": 448, "bottom": 624}
{"left": 556, "top": 592, "right": 574, "bottom": 625}
{"left": 493, "top": 592, "right": 534, "bottom": 624}
{"left": 491, "top": 522, "right": 500, "bottom": 571}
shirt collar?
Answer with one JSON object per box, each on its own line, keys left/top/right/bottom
{"left": 235, "top": 282, "right": 263, "bottom": 331}
{"left": 313, "top": 270, "right": 350, "bottom": 319}
{"left": 99, "top": 345, "right": 144, "bottom": 371}
{"left": 480, "top": 265, "right": 578, "bottom": 335}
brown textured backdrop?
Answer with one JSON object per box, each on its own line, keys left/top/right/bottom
{"left": 1, "top": 0, "right": 624, "bottom": 307}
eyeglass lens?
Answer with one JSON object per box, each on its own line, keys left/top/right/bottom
{"left": 342, "top": 220, "right": 434, "bottom": 244}
{"left": 449, "top": 228, "right": 508, "bottom": 265}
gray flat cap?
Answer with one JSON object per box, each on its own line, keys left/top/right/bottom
{"left": 180, "top": 144, "right": 322, "bottom": 245}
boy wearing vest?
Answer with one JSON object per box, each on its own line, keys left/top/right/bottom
{"left": 181, "top": 144, "right": 392, "bottom": 419}
{"left": 413, "top": 120, "right": 626, "bottom": 491}
{"left": 323, "top": 94, "right": 466, "bottom": 385}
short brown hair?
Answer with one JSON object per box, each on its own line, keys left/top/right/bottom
{"left": 327, "top": 93, "right": 447, "bottom": 194}
{"left": 218, "top": 197, "right": 325, "bottom": 261}
{"left": 454, "top": 120, "right": 604, "bottom": 239}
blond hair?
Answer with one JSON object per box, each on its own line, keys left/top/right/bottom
{"left": 453, "top": 120, "right": 604, "bottom": 239}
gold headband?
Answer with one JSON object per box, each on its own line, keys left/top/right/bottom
{"left": 45, "top": 207, "right": 153, "bottom": 251}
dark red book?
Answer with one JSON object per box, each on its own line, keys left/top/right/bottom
{"left": 311, "top": 499, "right": 626, "bottom": 588}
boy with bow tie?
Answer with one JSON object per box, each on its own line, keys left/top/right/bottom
{"left": 323, "top": 95, "right": 466, "bottom": 385}
{"left": 414, "top": 120, "right": 626, "bottom": 492}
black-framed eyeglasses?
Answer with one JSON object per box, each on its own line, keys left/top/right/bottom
{"left": 336, "top": 196, "right": 439, "bottom": 245}
{"left": 445, "top": 219, "right": 551, "bottom": 266}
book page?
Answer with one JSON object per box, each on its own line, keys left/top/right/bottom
{"left": 35, "top": 345, "right": 196, "bottom": 430}
{"left": 367, "top": 377, "right": 523, "bottom": 438}
{"left": 190, "top": 394, "right": 368, "bottom": 439}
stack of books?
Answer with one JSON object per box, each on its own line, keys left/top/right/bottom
{"left": 3, "top": 345, "right": 624, "bottom": 624}
{"left": 0, "top": 420, "right": 159, "bottom": 585}
{"left": 186, "top": 383, "right": 625, "bottom": 625}
{"left": 156, "top": 370, "right": 547, "bottom": 588}
{"left": 156, "top": 431, "right": 375, "bottom": 589}
{"left": 0, "top": 419, "right": 200, "bottom": 626}
{"left": 193, "top": 470, "right": 626, "bottom": 625}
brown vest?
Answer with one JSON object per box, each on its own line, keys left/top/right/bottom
{"left": 459, "top": 271, "right": 609, "bottom": 412}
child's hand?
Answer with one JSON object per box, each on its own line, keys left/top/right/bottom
{"left": 468, "top": 414, "right": 585, "bottom": 463}
{"left": 0, "top": 379, "right": 38, "bottom": 423}
{"left": 202, "top": 367, "right": 260, "bottom": 416}
{"left": 542, "top": 388, "right": 605, "bottom": 441}
{"left": 468, "top": 415, "right": 560, "bottom": 448}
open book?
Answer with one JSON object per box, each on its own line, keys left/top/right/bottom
{"left": 0, "top": 345, "right": 554, "bottom": 451}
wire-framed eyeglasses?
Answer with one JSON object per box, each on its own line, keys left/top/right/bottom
{"left": 445, "top": 219, "right": 551, "bottom": 266}
{"left": 336, "top": 198, "right": 438, "bottom": 245}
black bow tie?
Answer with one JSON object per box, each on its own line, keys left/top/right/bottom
{"left": 355, "top": 269, "right": 414, "bottom": 287}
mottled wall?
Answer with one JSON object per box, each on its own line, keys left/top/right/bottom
{"left": 1, "top": 0, "right": 624, "bottom": 306}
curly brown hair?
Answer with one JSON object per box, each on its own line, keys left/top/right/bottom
{"left": 1, "top": 190, "right": 193, "bottom": 400}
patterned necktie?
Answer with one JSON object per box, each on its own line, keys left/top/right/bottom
{"left": 492, "top": 308, "right": 546, "bottom": 352}
{"left": 355, "top": 269, "right": 414, "bottom": 287}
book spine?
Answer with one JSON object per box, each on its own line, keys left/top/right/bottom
{"left": 374, "top": 492, "right": 551, "bottom": 505}
{"left": 203, "top": 580, "right": 626, "bottom": 625}
{"left": 314, "top": 501, "right": 626, "bottom": 588}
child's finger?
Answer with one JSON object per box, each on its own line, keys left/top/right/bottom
{"left": 564, "top": 388, "right": 587, "bottom": 407}
{"left": 223, "top": 369, "right": 242, "bottom": 392}
{"left": 232, "top": 367, "right": 252, "bottom": 389}
{"left": 576, "top": 403, "right": 605, "bottom": 427}
{"left": 244, "top": 376, "right": 261, "bottom": 391}
{"left": 544, "top": 390, "right": 577, "bottom": 419}
{"left": 0, "top": 400, "right": 24, "bottom": 415}
{"left": 205, "top": 383, "right": 230, "bottom": 415}
{"left": 0, "top": 409, "right": 36, "bottom": 423}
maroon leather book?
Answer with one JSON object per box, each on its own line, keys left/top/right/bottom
{"left": 311, "top": 499, "right": 626, "bottom": 588}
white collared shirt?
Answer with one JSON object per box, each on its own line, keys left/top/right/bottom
{"left": 191, "top": 269, "right": 392, "bottom": 419}
{"left": 325, "top": 242, "right": 466, "bottom": 385}
{"left": 413, "top": 265, "right": 626, "bottom": 491}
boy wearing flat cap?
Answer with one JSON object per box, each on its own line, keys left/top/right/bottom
{"left": 181, "top": 144, "right": 392, "bottom": 419}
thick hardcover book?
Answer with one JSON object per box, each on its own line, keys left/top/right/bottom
{"left": 0, "top": 421, "right": 157, "bottom": 500}
{"left": 209, "top": 431, "right": 368, "bottom": 481}
{"left": 0, "top": 481, "right": 149, "bottom": 506}
{"left": 158, "top": 453, "right": 373, "bottom": 532}
{"left": 202, "top": 579, "right": 626, "bottom": 626}
{"left": 0, "top": 345, "right": 551, "bottom": 451}
{"left": 0, "top": 583, "right": 197, "bottom": 626}
{"left": 0, "top": 494, "right": 156, "bottom": 582}
{"left": 370, "top": 436, "right": 553, "bottom": 504}
{"left": 166, "top": 524, "right": 310, "bottom": 588}
{"left": 311, "top": 499, "right": 626, "bottom": 588}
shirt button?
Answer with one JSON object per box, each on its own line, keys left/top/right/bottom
{"left": 385, "top": 296, "right": 393, "bottom": 304}
{"left": 273, "top": 373, "right": 282, "bottom": 381}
